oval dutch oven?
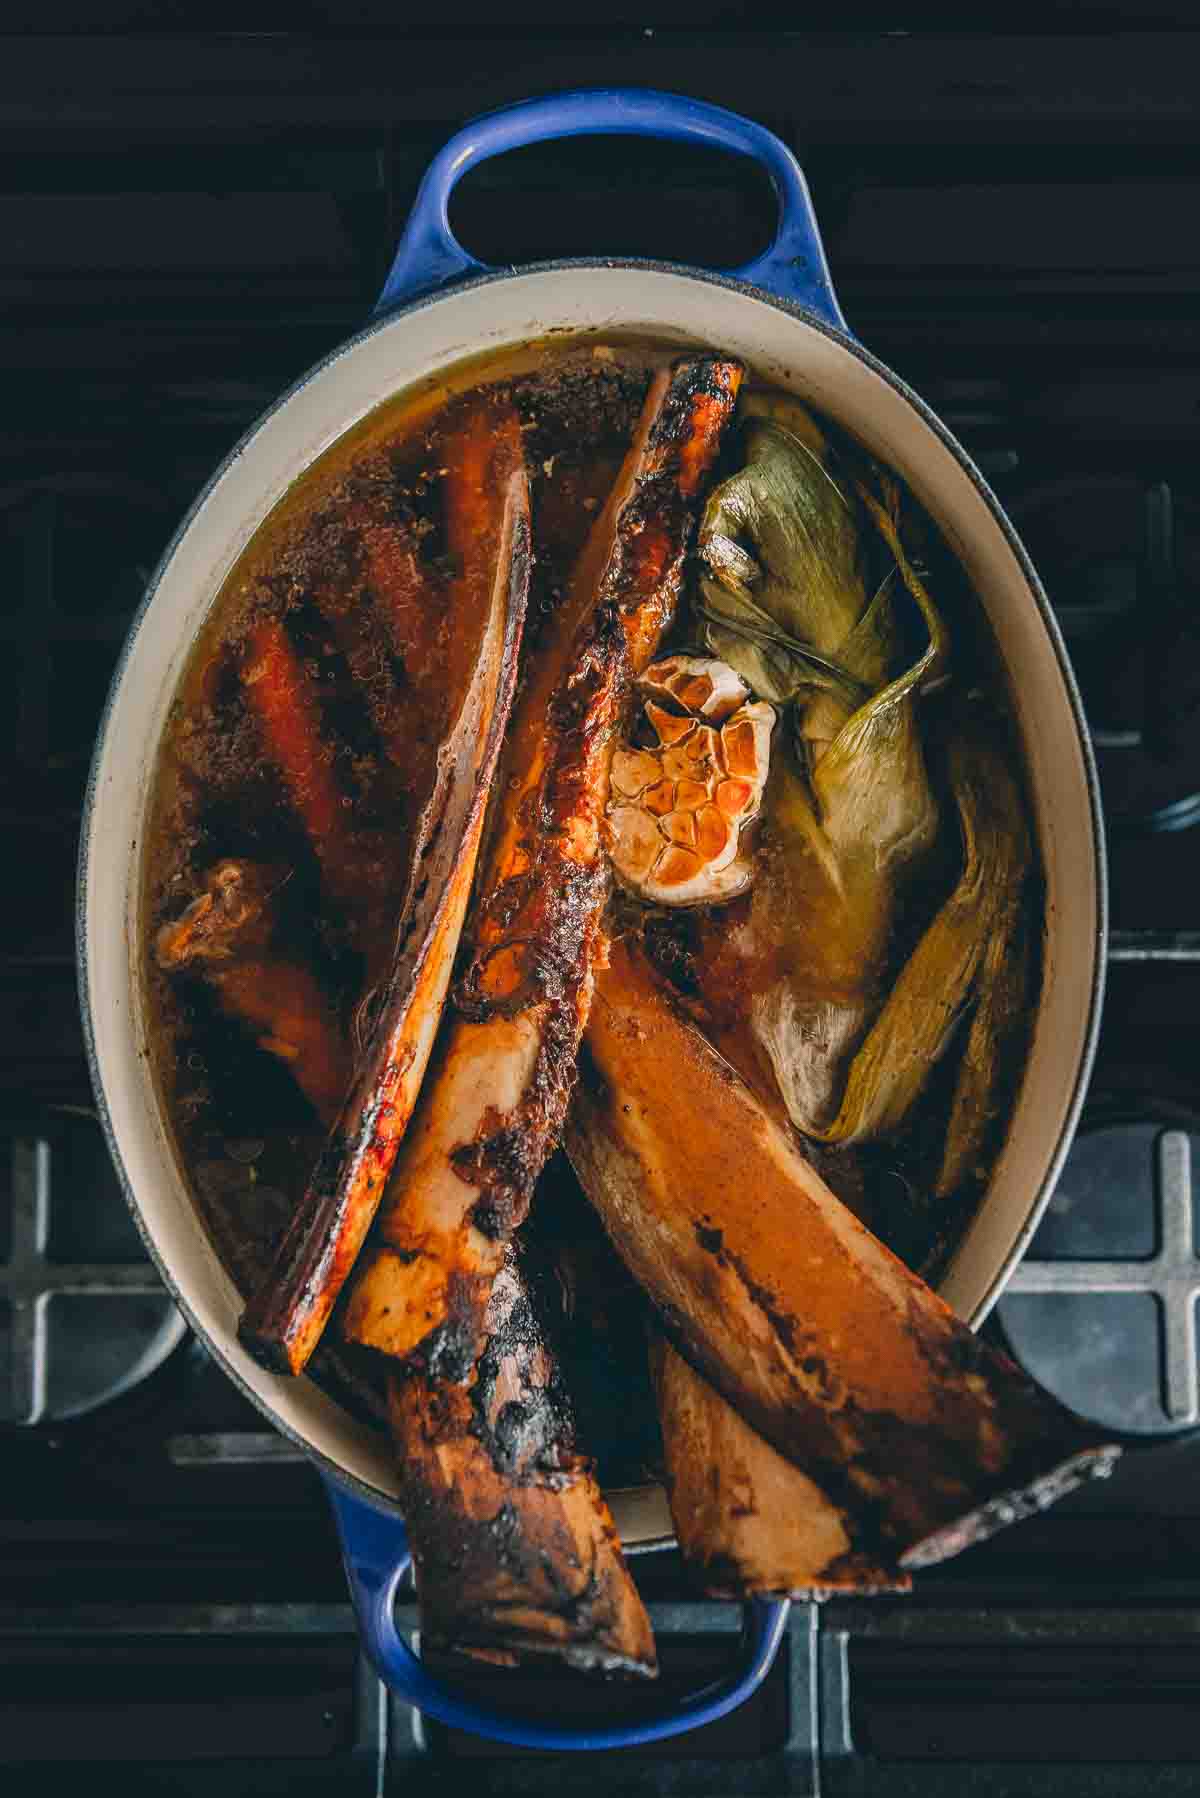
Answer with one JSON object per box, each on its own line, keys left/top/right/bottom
{"left": 79, "top": 89, "right": 1105, "bottom": 1749}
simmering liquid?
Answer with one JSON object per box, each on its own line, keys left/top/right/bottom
{"left": 142, "top": 334, "right": 1039, "bottom": 1466}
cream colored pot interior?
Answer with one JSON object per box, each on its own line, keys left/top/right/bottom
{"left": 82, "top": 266, "right": 1100, "bottom": 1545}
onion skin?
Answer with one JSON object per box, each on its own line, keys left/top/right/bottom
{"left": 567, "top": 936, "right": 1119, "bottom": 1570}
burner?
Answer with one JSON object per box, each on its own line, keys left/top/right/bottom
{"left": 0, "top": 1109, "right": 186, "bottom": 1424}
{"left": 1011, "top": 478, "right": 1200, "bottom": 834}
{"left": 997, "top": 1114, "right": 1200, "bottom": 1438}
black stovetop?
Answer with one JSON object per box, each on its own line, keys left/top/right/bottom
{"left": 5, "top": 24, "right": 1200, "bottom": 1796}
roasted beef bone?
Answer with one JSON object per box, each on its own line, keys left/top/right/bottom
{"left": 650, "top": 1334, "right": 909, "bottom": 1598}
{"left": 162, "top": 862, "right": 654, "bottom": 1673}
{"left": 239, "top": 401, "right": 532, "bottom": 1376}
{"left": 567, "top": 936, "right": 1119, "bottom": 1569}
{"left": 393, "top": 1248, "right": 656, "bottom": 1675}
{"left": 344, "top": 355, "right": 744, "bottom": 1379}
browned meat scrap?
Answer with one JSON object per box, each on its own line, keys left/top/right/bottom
{"left": 239, "top": 401, "right": 532, "bottom": 1376}
{"left": 160, "top": 871, "right": 654, "bottom": 1674}
{"left": 154, "top": 858, "right": 348, "bottom": 1126}
{"left": 567, "top": 937, "right": 1120, "bottom": 1571}
{"left": 343, "top": 355, "right": 744, "bottom": 1380}
{"left": 650, "top": 1335, "right": 910, "bottom": 1598}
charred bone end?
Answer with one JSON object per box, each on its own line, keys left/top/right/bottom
{"left": 389, "top": 1251, "right": 657, "bottom": 1677}
{"left": 236, "top": 1314, "right": 299, "bottom": 1377}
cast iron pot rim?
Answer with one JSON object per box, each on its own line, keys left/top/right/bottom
{"left": 76, "top": 254, "right": 1108, "bottom": 1523}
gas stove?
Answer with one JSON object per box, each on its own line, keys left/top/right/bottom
{"left": 5, "top": 25, "right": 1200, "bottom": 1796}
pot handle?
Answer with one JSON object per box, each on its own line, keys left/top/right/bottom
{"left": 325, "top": 1477, "right": 791, "bottom": 1751}
{"left": 374, "top": 87, "right": 846, "bottom": 332}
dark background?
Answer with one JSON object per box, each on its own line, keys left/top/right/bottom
{"left": 4, "top": 14, "right": 1200, "bottom": 1795}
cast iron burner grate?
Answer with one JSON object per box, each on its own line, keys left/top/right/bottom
{"left": 999, "top": 1114, "right": 1200, "bottom": 1437}
{"left": 0, "top": 1109, "right": 185, "bottom": 1424}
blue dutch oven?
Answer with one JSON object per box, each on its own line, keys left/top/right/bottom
{"left": 80, "top": 89, "right": 1104, "bottom": 1749}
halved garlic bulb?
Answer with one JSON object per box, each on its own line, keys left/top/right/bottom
{"left": 608, "top": 656, "right": 775, "bottom": 906}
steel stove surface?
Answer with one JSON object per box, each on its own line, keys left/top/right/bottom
{"left": 4, "top": 25, "right": 1200, "bottom": 1796}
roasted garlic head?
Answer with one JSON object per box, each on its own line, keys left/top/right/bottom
{"left": 608, "top": 655, "right": 774, "bottom": 906}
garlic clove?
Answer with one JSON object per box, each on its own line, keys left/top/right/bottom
{"left": 612, "top": 747, "right": 665, "bottom": 798}
{"left": 608, "top": 656, "right": 776, "bottom": 908}
{"left": 641, "top": 655, "right": 751, "bottom": 723}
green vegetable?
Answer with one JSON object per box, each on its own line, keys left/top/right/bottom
{"left": 692, "top": 395, "right": 1032, "bottom": 1163}
{"left": 808, "top": 729, "right": 1031, "bottom": 1150}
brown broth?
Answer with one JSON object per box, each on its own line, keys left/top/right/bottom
{"left": 142, "top": 335, "right": 1040, "bottom": 1471}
